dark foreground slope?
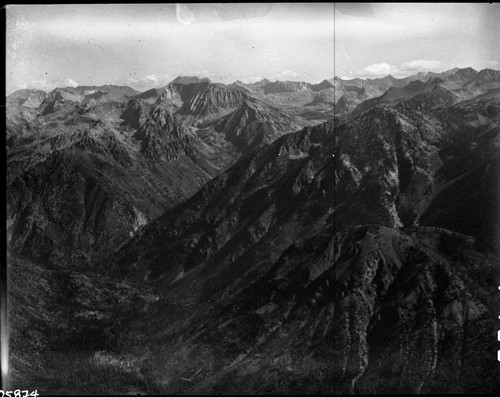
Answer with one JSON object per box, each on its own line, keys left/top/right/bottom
{"left": 101, "top": 100, "right": 499, "bottom": 393}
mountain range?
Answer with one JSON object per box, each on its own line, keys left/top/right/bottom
{"left": 6, "top": 66, "right": 500, "bottom": 394}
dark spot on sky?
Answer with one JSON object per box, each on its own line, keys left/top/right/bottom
{"left": 216, "top": 3, "right": 273, "bottom": 20}
{"left": 336, "top": 3, "right": 373, "bottom": 18}
{"left": 88, "top": 39, "right": 104, "bottom": 51}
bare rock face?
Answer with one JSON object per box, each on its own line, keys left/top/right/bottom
{"left": 7, "top": 89, "right": 48, "bottom": 109}
{"left": 133, "top": 107, "right": 200, "bottom": 160}
{"left": 262, "top": 80, "right": 312, "bottom": 94}
{"left": 181, "top": 83, "right": 248, "bottom": 116}
{"left": 40, "top": 88, "right": 86, "bottom": 116}
{"left": 214, "top": 98, "right": 307, "bottom": 154}
{"left": 310, "top": 79, "right": 335, "bottom": 92}
{"left": 6, "top": 90, "right": 48, "bottom": 146}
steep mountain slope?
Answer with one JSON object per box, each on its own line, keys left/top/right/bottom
{"left": 7, "top": 89, "right": 48, "bottom": 108}
{"left": 310, "top": 79, "right": 335, "bottom": 91}
{"left": 6, "top": 101, "right": 228, "bottom": 265}
{"left": 418, "top": 90, "right": 500, "bottom": 243}
{"left": 154, "top": 85, "right": 184, "bottom": 110}
{"left": 261, "top": 80, "right": 311, "bottom": 94}
{"left": 365, "top": 73, "right": 422, "bottom": 91}
{"left": 333, "top": 84, "right": 384, "bottom": 115}
{"left": 351, "top": 68, "right": 500, "bottom": 118}
{"left": 39, "top": 87, "right": 86, "bottom": 116}
{"left": 445, "top": 67, "right": 478, "bottom": 84}
{"left": 233, "top": 80, "right": 333, "bottom": 122}
{"left": 133, "top": 107, "right": 200, "bottom": 161}
{"left": 76, "top": 85, "right": 140, "bottom": 103}
{"left": 128, "top": 82, "right": 250, "bottom": 123}
{"left": 316, "top": 78, "right": 384, "bottom": 116}
{"left": 6, "top": 91, "right": 45, "bottom": 146}
{"left": 181, "top": 83, "right": 248, "bottom": 116}
{"left": 307, "top": 88, "right": 336, "bottom": 106}
{"left": 104, "top": 101, "right": 499, "bottom": 393}
{"left": 112, "top": 224, "right": 498, "bottom": 395}
{"left": 133, "top": 88, "right": 167, "bottom": 104}
{"left": 6, "top": 77, "right": 322, "bottom": 267}
{"left": 352, "top": 78, "right": 457, "bottom": 116}
{"left": 213, "top": 98, "right": 307, "bottom": 154}
{"left": 244, "top": 78, "right": 271, "bottom": 88}
{"left": 112, "top": 106, "right": 450, "bottom": 283}
{"left": 7, "top": 69, "right": 500, "bottom": 394}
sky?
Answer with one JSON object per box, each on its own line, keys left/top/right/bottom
{"left": 5, "top": 3, "right": 500, "bottom": 94}
{"left": 335, "top": 3, "right": 500, "bottom": 80}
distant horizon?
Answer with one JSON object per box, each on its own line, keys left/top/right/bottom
{"left": 7, "top": 65, "right": 500, "bottom": 96}
{"left": 7, "top": 4, "right": 499, "bottom": 96}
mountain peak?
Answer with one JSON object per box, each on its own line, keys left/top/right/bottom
{"left": 242, "top": 78, "right": 272, "bottom": 88}
{"left": 454, "top": 67, "right": 477, "bottom": 77}
{"left": 261, "top": 80, "right": 310, "bottom": 94}
{"left": 214, "top": 97, "right": 304, "bottom": 153}
{"left": 311, "top": 79, "right": 334, "bottom": 91}
{"left": 170, "top": 76, "right": 212, "bottom": 85}
{"left": 472, "top": 68, "right": 500, "bottom": 83}
{"left": 7, "top": 89, "right": 48, "bottom": 109}
{"left": 182, "top": 84, "right": 247, "bottom": 115}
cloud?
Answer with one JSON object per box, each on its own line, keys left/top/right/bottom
{"left": 26, "top": 80, "right": 51, "bottom": 90}
{"left": 16, "top": 74, "right": 171, "bottom": 93}
{"left": 19, "top": 78, "right": 79, "bottom": 91}
{"left": 262, "top": 52, "right": 280, "bottom": 63}
{"left": 278, "top": 70, "right": 300, "bottom": 79}
{"left": 118, "top": 74, "right": 171, "bottom": 90}
{"left": 64, "top": 78, "right": 79, "bottom": 88}
{"left": 361, "top": 62, "right": 396, "bottom": 76}
{"left": 184, "top": 69, "right": 230, "bottom": 82}
{"left": 336, "top": 4, "right": 479, "bottom": 42}
{"left": 336, "top": 3, "right": 373, "bottom": 18}
{"left": 187, "top": 69, "right": 209, "bottom": 77}
{"left": 359, "top": 60, "right": 446, "bottom": 78}
{"left": 400, "top": 60, "right": 443, "bottom": 73}
{"left": 241, "top": 76, "right": 263, "bottom": 84}
{"left": 338, "top": 71, "right": 355, "bottom": 80}
{"left": 145, "top": 75, "right": 159, "bottom": 83}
